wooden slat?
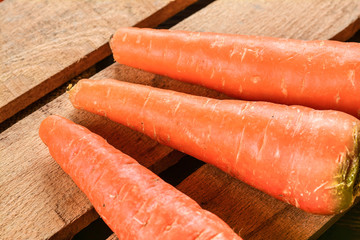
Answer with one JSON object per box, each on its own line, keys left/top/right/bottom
{"left": 106, "top": 233, "right": 119, "bottom": 240}
{"left": 318, "top": 200, "right": 360, "bottom": 239}
{"left": 2, "top": 0, "right": 360, "bottom": 240}
{"left": 177, "top": 164, "right": 340, "bottom": 240}
{"left": 0, "top": 0, "right": 196, "bottom": 123}
{"left": 173, "top": 0, "right": 360, "bottom": 40}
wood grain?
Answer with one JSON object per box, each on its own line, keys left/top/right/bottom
{"left": 0, "top": 0, "right": 197, "bottom": 123}
{"left": 2, "top": 0, "right": 360, "bottom": 239}
{"left": 172, "top": 0, "right": 360, "bottom": 40}
{"left": 177, "top": 164, "right": 341, "bottom": 240}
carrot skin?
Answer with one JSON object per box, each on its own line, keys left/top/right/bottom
{"left": 39, "top": 115, "right": 242, "bottom": 240}
{"left": 69, "top": 79, "right": 360, "bottom": 215}
{"left": 110, "top": 27, "right": 360, "bottom": 117}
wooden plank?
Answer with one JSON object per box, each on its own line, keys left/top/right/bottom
{"left": 177, "top": 164, "right": 339, "bottom": 240}
{"left": 318, "top": 200, "right": 360, "bottom": 239}
{"left": 173, "top": 0, "right": 360, "bottom": 41}
{"left": 106, "top": 234, "right": 119, "bottom": 240}
{"left": 0, "top": 0, "right": 196, "bottom": 123}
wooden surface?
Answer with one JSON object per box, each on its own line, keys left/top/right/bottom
{"left": 177, "top": 164, "right": 337, "bottom": 240}
{"left": 0, "top": 0, "right": 196, "bottom": 123}
{"left": 2, "top": 0, "right": 360, "bottom": 239}
{"left": 175, "top": 0, "right": 360, "bottom": 41}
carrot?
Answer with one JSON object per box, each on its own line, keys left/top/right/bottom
{"left": 110, "top": 27, "right": 360, "bottom": 117}
{"left": 39, "top": 115, "right": 242, "bottom": 240}
{"left": 69, "top": 79, "right": 360, "bottom": 215}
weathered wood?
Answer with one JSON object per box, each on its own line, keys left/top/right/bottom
{"left": 177, "top": 164, "right": 341, "bottom": 240}
{"left": 0, "top": 0, "right": 196, "bottom": 123}
{"left": 106, "top": 233, "right": 119, "bottom": 240}
{"left": 105, "top": 0, "right": 360, "bottom": 239}
{"left": 318, "top": 201, "right": 360, "bottom": 240}
{"left": 173, "top": 0, "right": 360, "bottom": 40}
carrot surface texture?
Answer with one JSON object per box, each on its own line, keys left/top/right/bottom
{"left": 69, "top": 79, "right": 360, "bottom": 215}
{"left": 39, "top": 115, "right": 242, "bottom": 240}
{"left": 110, "top": 27, "right": 360, "bottom": 118}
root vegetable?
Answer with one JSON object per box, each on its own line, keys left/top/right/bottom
{"left": 39, "top": 115, "right": 242, "bottom": 240}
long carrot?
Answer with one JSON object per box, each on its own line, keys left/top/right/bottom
{"left": 39, "top": 115, "right": 242, "bottom": 240}
{"left": 69, "top": 79, "right": 360, "bottom": 215}
{"left": 110, "top": 27, "right": 360, "bottom": 117}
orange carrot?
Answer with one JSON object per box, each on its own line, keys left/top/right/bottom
{"left": 69, "top": 79, "right": 360, "bottom": 215}
{"left": 39, "top": 115, "right": 242, "bottom": 240}
{"left": 110, "top": 27, "right": 360, "bottom": 117}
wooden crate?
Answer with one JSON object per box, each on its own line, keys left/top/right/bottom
{"left": 1, "top": 0, "right": 360, "bottom": 239}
